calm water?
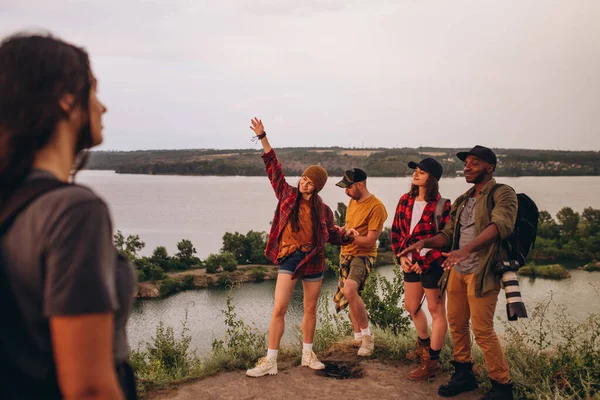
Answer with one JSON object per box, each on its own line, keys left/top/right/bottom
{"left": 76, "top": 171, "right": 600, "bottom": 354}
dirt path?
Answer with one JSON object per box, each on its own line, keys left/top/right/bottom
{"left": 149, "top": 344, "right": 483, "bottom": 400}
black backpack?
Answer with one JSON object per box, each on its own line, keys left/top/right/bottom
{"left": 488, "top": 184, "right": 539, "bottom": 268}
{"left": 0, "top": 178, "right": 69, "bottom": 399}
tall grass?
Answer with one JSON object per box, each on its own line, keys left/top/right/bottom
{"left": 131, "top": 277, "right": 600, "bottom": 400}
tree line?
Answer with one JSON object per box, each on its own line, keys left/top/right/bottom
{"left": 116, "top": 204, "right": 600, "bottom": 286}
{"left": 89, "top": 147, "right": 600, "bottom": 177}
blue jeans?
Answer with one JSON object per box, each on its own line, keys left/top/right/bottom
{"left": 278, "top": 250, "right": 324, "bottom": 282}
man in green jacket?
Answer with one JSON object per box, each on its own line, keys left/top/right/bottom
{"left": 399, "top": 145, "right": 517, "bottom": 400}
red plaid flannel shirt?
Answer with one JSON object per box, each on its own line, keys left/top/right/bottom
{"left": 390, "top": 193, "right": 451, "bottom": 272}
{"left": 262, "top": 150, "right": 348, "bottom": 279}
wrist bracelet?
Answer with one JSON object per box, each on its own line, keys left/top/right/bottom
{"left": 251, "top": 131, "right": 267, "bottom": 143}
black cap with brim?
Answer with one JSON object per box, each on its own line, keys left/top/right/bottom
{"left": 456, "top": 145, "right": 497, "bottom": 167}
{"left": 408, "top": 158, "right": 443, "bottom": 181}
{"left": 336, "top": 168, "right": 367, "bottom": 188}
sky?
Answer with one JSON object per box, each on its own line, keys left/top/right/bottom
{"left": 1, "top": 0, "right": 599, "bottom": 151}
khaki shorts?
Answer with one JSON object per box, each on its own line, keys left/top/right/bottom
{"left": 347, "top": 256, "right": 370, "bottom": 287}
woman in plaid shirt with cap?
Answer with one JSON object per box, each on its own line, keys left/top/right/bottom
{"left": 246, "top": 118, "right": 356, "bottom": 378}
{"left": 391, "top": 157, "right": 451, "bottom": 381}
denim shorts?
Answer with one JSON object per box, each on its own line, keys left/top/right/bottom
{"left": 278, "top": 250, "right": 324, "bottom": 282}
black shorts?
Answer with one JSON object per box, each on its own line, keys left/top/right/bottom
{"left": 404, "top": 266, "right": 444, "bottom": 289}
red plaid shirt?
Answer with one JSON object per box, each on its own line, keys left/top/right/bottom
{"left": 390, "top": 193, "right": 451, "bottom": 272}
{"left": 262, "top": 150, "right": 348, "bottom": 279}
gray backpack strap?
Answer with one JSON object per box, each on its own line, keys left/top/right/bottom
{"left": 434, "top": 197, "right": 448, "bottom": 232}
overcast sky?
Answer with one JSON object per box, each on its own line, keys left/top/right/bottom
{"left": 2, "top": 0, "right": 599, "bottom": 151}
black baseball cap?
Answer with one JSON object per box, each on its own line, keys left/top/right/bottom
{"left": 408, "top": 157, "right": 443, "bottom": 181}
{"left": 336, "top": 168, "right": 367, "bottom": 188}
{"left": 456, "top": 145, "right": 497, "bottom": 168}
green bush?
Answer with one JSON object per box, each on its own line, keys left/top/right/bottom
{"left": 130, "top": 313, "right": 201, "bottom": 395}
{"left": 159, "top": 279, "right": 180, "bottom": 297}
{"left": 501, "top": 295, "right": 600, "bottom": 399}
{"left": 519, "top": 264, "right": 571, "bottom": 280}
{"left": 378, "top": 227, "right": 392, "bottom": 251}
{"left": 249, "top": 267, "right": 268, "bottom": 282}
{"left": 211, "top": 289, "right": 266, "bottom": 367}
{"left": 313, "top": 292, "right": 352, "bottom": 352}
{"left": 324, "top": 243, "right": 340, "bottom": 270}
{"left": 151, "top": 246, "right": 172, "bottom": 271}
{"left": 362, "top": 265, "right": 411, "bottom": 335}
{"left": 135, "top": 257, "right": 166, "bottom": 281}
{"left": 583, "top": 261, "right": 600, "bottom": 272}
{"left": 136, "top": 269, "right": 147, "bottom": 282}
{"left": 205, "top": 251, "right": 237, "bottom": 274}
{"left": 216, "top": 272, "right": 237, "bottom": 287}
{"left": 221, "top": 231, "right": 270, "bottom": 264}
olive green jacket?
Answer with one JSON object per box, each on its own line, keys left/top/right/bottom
{"left": 438, "top": 179, "right": 518, "bottom": 297}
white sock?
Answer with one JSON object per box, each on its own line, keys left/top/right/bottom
{"left": 361, "top": 326, "right": 371, "bottom": 337}
{"left": 303, "top": 343, "right": 313, "bottom": 353}
{"left": 266, "top": 348, "right": 278, "bottom": 360}
{"left": 354, "top": 332, "right": 363, "bottom": 340}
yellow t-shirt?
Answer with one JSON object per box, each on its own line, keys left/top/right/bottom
{"left": 341, "top": 195, "right": 388, "bottom": 257}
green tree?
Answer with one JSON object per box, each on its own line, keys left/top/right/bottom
{"left": 556, "top": 207, "right": 580, "bottom": 238}
{"left": 222, "top": 231, "right": 269, "bottom": 264}
{"left": 582, "top": 207, "right": 600, "bottom": 235}
{"left": 378, "top": 227, "right": 392, "bottom": 251}
{"left": 245, "top": 231, "right": 270, "bottom": 264}
{"left": 221, "top": 251, "right": 238, "bottom": 272}
{"left": 205, "top": 251, "right": 238, "bottom": 273}
{"left": 538, "top": 210, "right": 560, "bottom": 240}
{"left": 113, "top": 230, "right": 145, "bottom": 260}
{"left": 151, "top": 246, "right": 171, "bottom": 271}
{"left": 135, "top": 257, "right": 166, "bottom": 281}
{"left": 175, "top": 239, "right": 201, "bottom": 268}
{"left": 222, "top": 232, "right": 247, "bottom": 263}
{"left": 334, "top": 202, "right": 347, "bottom": 226}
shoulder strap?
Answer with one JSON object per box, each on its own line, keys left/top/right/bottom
{"left": 0, "top": 178, "right": 70, "bottom": 236}
{"left": 486, "top": 183, "right": 504, "bottom": 218}
{"left": 434, "top": 197, "right": 448, "bottom": 232}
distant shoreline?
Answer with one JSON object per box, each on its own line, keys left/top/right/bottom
{"left": 85, "top": 168, "right": 600, "bottom": 178}
{"left": 86, "top": 147, "right": 600, "bottom": 178}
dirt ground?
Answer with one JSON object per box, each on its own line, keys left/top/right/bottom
{"left": 148, "top": 343, "right": 483, "bottom": 400}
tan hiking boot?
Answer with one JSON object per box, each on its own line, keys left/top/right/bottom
{"left": 406, "top": 340, "right": 429, "bottom": 361}
{"left": 357, "top": 334, "right": 374, "bottom": 357}
{"left": 301, "top": 350, "right": 325, "bottom": 370}
{"left": 408, "top": 352, "right": 442, "bottom": 381}
{"left": 246, "top": 357, "right": 278, "bottom": 377}
{"left": 351, "top": 336, "right": 362, "bottom": 348}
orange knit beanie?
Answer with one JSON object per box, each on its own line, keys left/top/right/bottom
{"left": 302, "top": 165, "right": 328, "bottom": 193}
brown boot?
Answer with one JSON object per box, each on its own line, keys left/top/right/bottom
{"left": 408, "top": 352, "right": 442, "bottom": 381}
{"left": 405, "top": 340, "right": 429, "bottom": 361}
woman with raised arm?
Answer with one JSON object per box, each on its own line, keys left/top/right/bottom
{"left": 246, "top": 117, "right": 356, "bottom": 377}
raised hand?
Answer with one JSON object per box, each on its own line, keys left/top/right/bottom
{"left": 250, "top": 117, "right": 265, "bottom": 136}
{"left": 441, "top": 248, "right": 470, "bottom": 271}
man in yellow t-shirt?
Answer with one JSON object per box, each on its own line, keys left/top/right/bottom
{"left": 335, "top": 168, "right": 388, "bottom": 357}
